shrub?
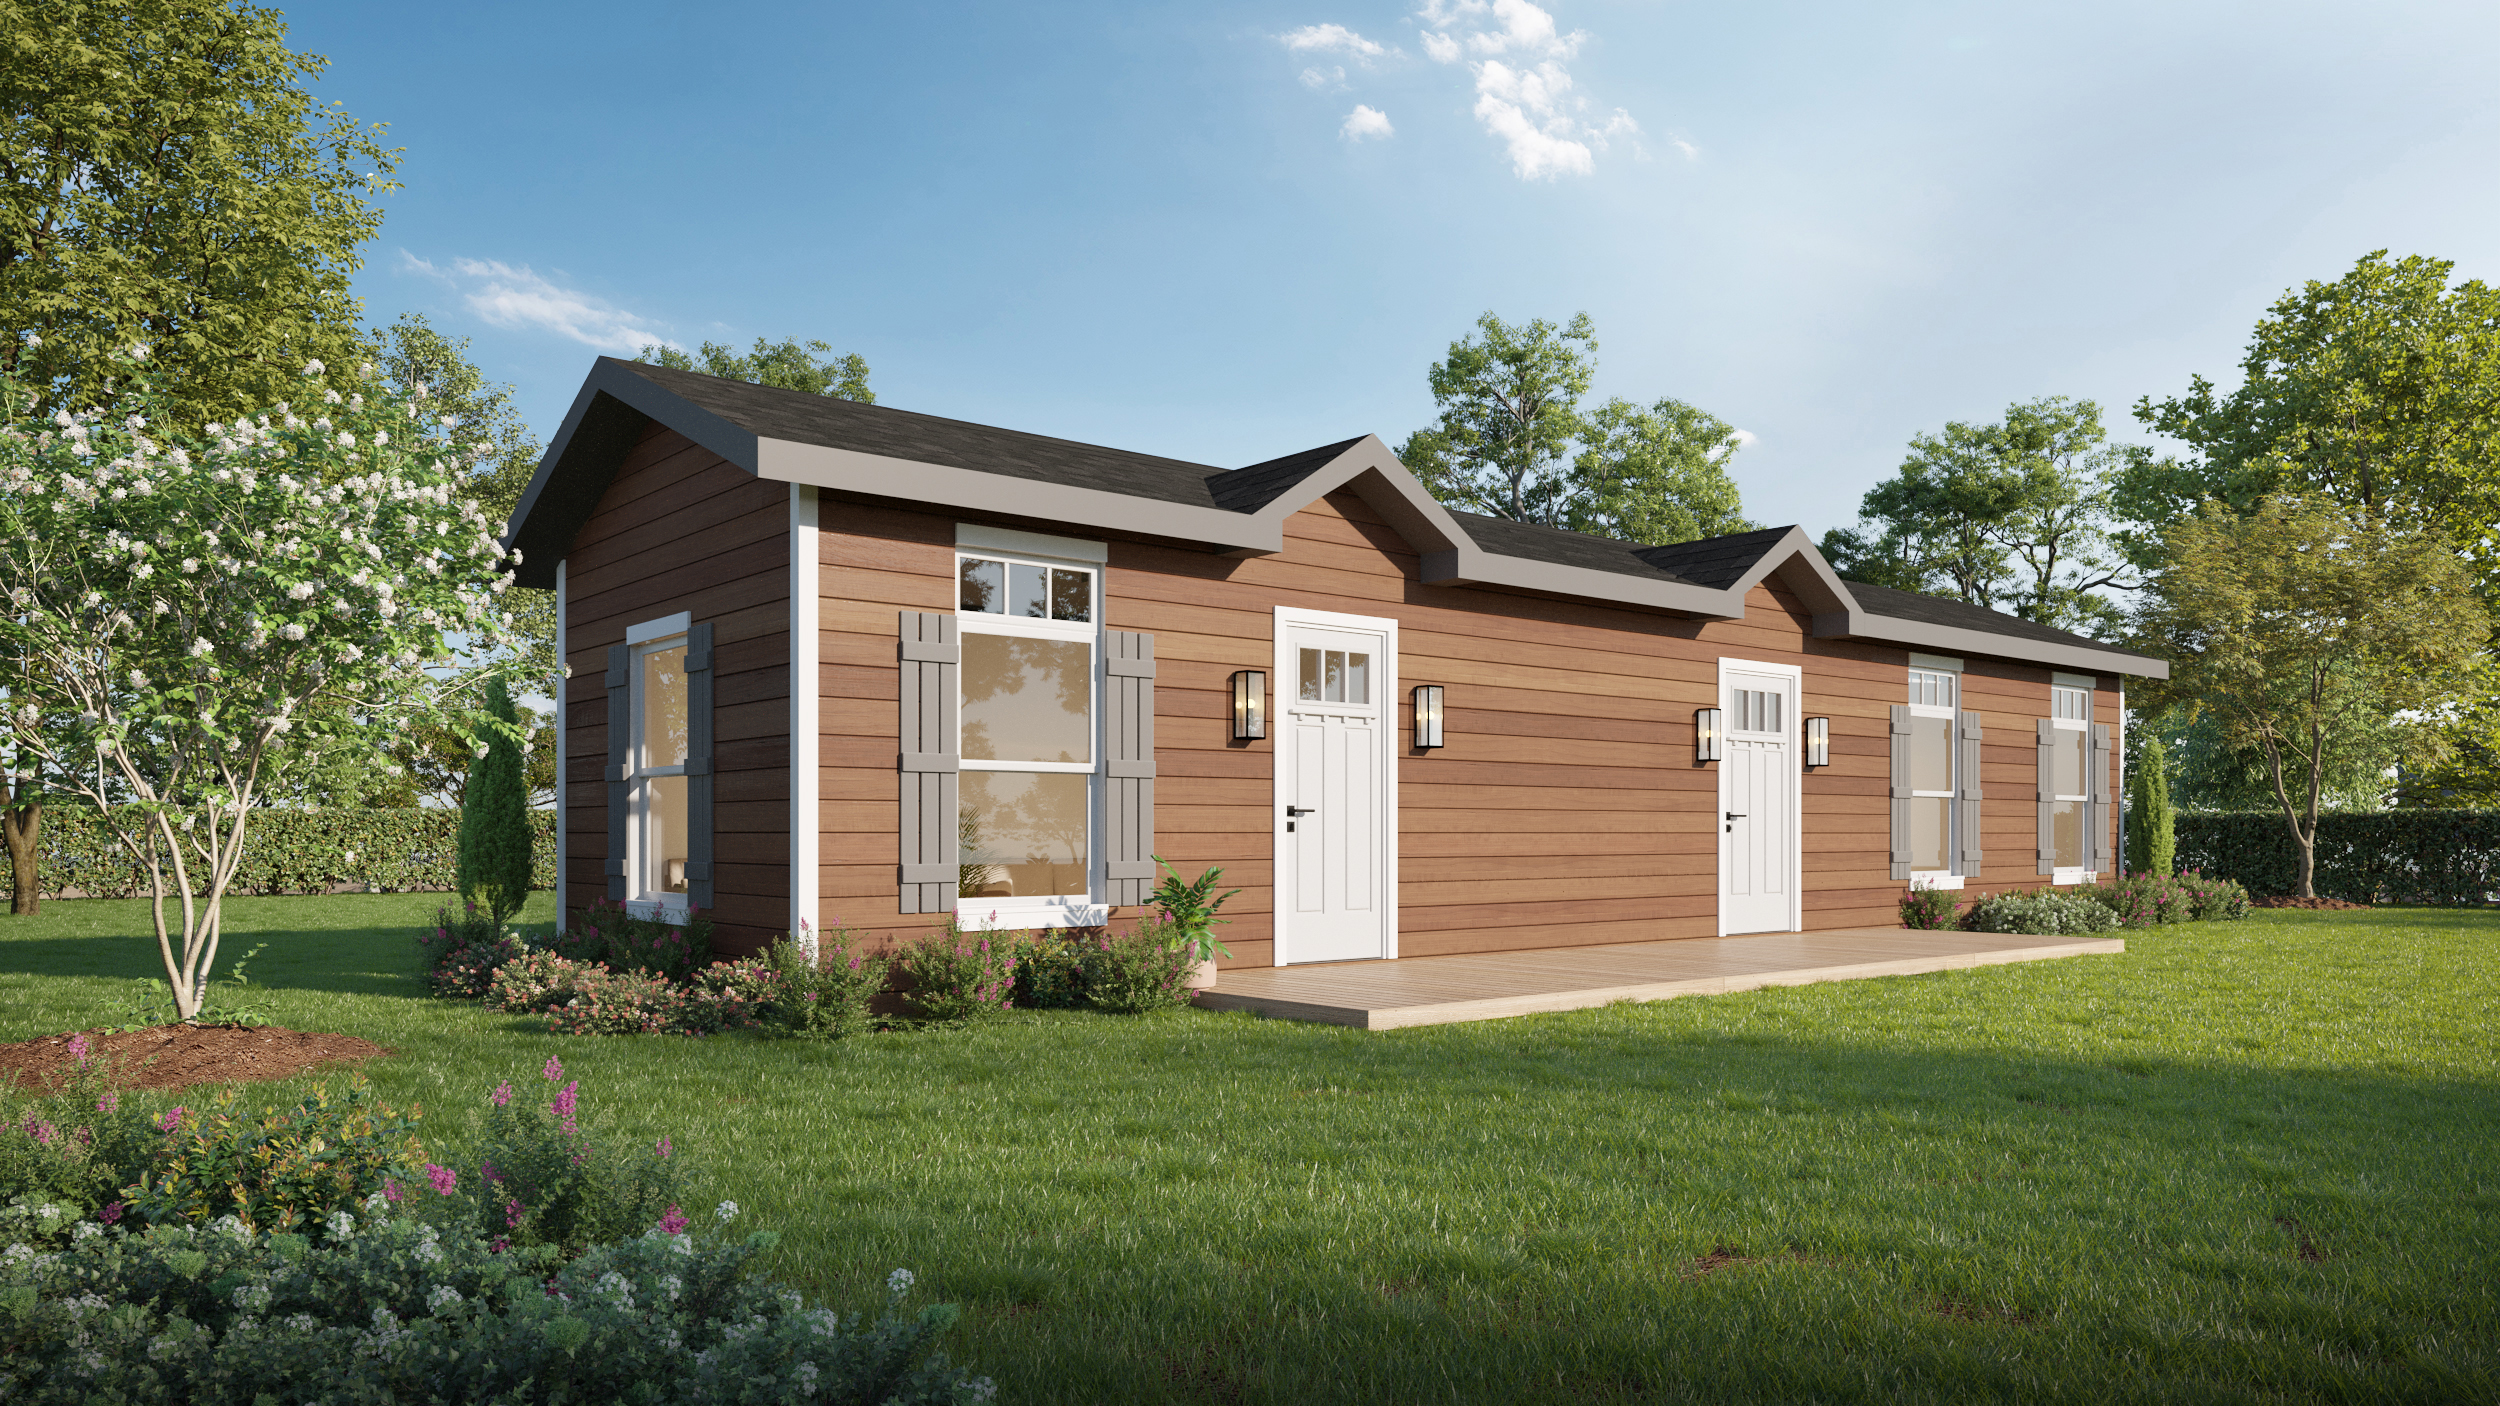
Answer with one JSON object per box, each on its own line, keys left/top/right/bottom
{"left": 124, "top": 1076, "right": 425, "bottom": 1242}
{"left": 0, "top": 1037, "right": 150, "bottom": 1227}
{"left": 2172, "top": 808, "right": 2500, "bottom": 903}
{"left": 418, "top": 900, "right": 527, "bottom": 999}
{"left": 763, "top": 927, "right": 889, "bottom": 1040}
{"left": 414, "top": 1060, "right": 686, "bottom": 1258}
{"left": 1083, "top": 916, "right": 1197, "bottom": 1015}
{"left": 2125, "top": 734, "right": 2177, "bottom": 877}
{"left": 455, "top": 675, "right": 536, "bottom": 927}
{"left": 1009, "top": 929, "right": 1089, "bottom": 1009}
{"left": 1898, "top": 886, "right": 1960, "bottom": 930}
{"left": 896, "top": 919, "right": 1019, "bottom": 1024}
{"left": 483, "top": 950, "right": 594, "bottom": 1014}
{"left": 1961, "top": 888, "right": 2122, "bottom": 936}
{"left": 2179, "top": 869, "right": 2253, "bottom": 921}
{"left": 2077, "top": 872, "right": 2192, "bottom": 928}
{"left": 38, "top": 805, "right": 556, "bottom": 900}
{"left": 0, "top": 1207, "right": 990, "bottom": 1404}
{"left": 552, "top": 897, "right": 718, "bottom": 985}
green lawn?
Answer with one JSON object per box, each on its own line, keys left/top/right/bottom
{"left": 4, "top": 896, "right": 2496, "bottom": 1403}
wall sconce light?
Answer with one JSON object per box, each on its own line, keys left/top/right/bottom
{"left": 1804, "top": 716, "right": 1830, "bottom": 768}
{"left": 1695, "top": 707, "right": 1724, "bottom": 763}
{"left": 1230, "top": 670, "right": 1266, "bottom": 741}
{"left": 1413, "top": 685, "right": 1445, "bottom": 749}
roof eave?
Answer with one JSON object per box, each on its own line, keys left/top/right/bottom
{"left": 1813, "top": 609, "right": 2170, "bottom": 679}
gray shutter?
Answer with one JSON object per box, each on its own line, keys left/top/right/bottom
{"left": 1888, "top": 705, "right": 1913, "bottom": 882}
{"left": 1957, "top": 711, "right": 1984, "bottom": 876}
{"left": 605, "top": 644, "right": 630, "bottom": 901}
{"left": 897, "top": 611, "right": 959, "bottom": 913}
{"left": 2036, "top": 719, "right": 2057, "bottom": 875}
{"left": 685, "top": 622, "right": 715, "bottom": 910}
{"left": 2088, "top": 722, "right": 2114, "bottom": 875}
{"left": 1102, "top": 630, "right": 1157, "bottom": 907}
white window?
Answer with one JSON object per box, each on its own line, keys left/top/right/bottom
{"left": 2049, "top": 681, "right": 2091, "bottom": 882}
{"left": 956, "top": 548, "right": 1100, "bottom": 925}
{"left": 1906, "top": 666, "right": 1960, "bottom": 882}
{"left": 628, "top": 631, "right": 691, "bottom": 917}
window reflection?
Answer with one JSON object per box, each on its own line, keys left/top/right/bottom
{"left": 960, "top": 559, "right": 1003, "bottom": 614}
{"left": 1009, "top": 562, "right": 1049, "bottom": 618}
{"left": 1909, "top": 796, "right": 1950, "bottom": 871}
{"left": 1907, "top": 713, "right": 1953, "bottom": 793}
{"left": 2052, "top": 728, "right": 2086, "bottom": 798}
{"left": 640, "top": 645, "right": 688, "bottom": 768}
{"left": 959, "top": 772, "right": 1089, "bottom": 898}
{"left": 644, "top": 775, "right": 688, "bottom": 895}
{"left": 1049, "top": 568, "right": 1091, "bottom": 623}
{"left": 2052, "top": 800, "right": 2083, "bottom": 869}
{"left": 961, "top": 633, "right": 1092, "bottom": 764}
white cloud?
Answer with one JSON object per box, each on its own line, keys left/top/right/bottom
{"left": 401, "top": 252, "right": 671, "bottom": 355}
{"left": 1301, "top": 64, "right": 1346, "bottom": 90}
{"left": 1413, "top": 2, "right": 1643, "bottom": 180}
{"left": 1671, "top": 137, "right": 1699, "bottom": 160}
{"left": 1733, "top": 429, "right": 1760, "bottom": 449}
{"left": 1341, "top": 105, "right": 1395, "bottom": 141}
{"left": 1281, "top": 23, "right": 1386, "bottom": 58}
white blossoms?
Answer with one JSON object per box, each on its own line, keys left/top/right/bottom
{"left": 302, "top": 359, "right": 326, "bottom": 377}
{"left": 188, "top": 637, "right": 212, "bottom": 658}
{"left": 886, "top": 1268, "right": 914, "bottom": 1296}
{"left": 426, "top": 1284, "right": 463, "bottom": 1315}
{"left": 336, "top": 432, "right": 356, "bottom": 449}
{"left": 287, "top": 581, "right": 316, "bottom": 600}
{"left": 715, "top": 1201, "right": 739, "bottom": 1224}
{"left": 277, "top": 623, "right": 306, "bottom": 641}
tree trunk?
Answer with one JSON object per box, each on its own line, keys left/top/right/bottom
{"left": 1, "top": 789, "right": 38, "bottom": 916}
{"left": 2294, "top": 834, "right": 2316, "bottom": 901}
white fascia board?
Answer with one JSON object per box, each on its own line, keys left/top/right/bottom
{"left": 1813, "top": 609, "right": 2170, "bottom": 679}
{"left": 752, "top": 438, "right": 1281, "bottom": 554}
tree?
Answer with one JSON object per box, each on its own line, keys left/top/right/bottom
{"left": 0, "top": 348, "right": 516, "bottom": 1019}
{"left": 0, "top": 0, "right": 395, "bottom": 431}
{"left": 637, "top": 337, "right": 873, "bottom": 404}
{"left": 1397, "top": 311, "right": 1752, "bottom": 544}
{"left": 2123, "top": 251, "right": 2500, "bottom": 587}
{"left": 2131, "top": 496, "right": 2488, "bottom": 897}
{"left": 2124, "top": 734, "right": 2175, "bottom": 877}
{"left": 1821, "top": 397, "right": 2136, "bottom": 632}
{"left": 455, "top": 675, "right": 532, "bottom": 927}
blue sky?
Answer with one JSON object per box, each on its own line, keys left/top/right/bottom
{"left": 298, "top": 0, "right": 2500, "bottom": 541}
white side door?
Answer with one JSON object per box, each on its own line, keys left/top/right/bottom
{"left": 1719, "top": 660, "right": 1801, "bottom": 935}
{"left": 1277, "top": 617, "right": 1393, "bottom": 964}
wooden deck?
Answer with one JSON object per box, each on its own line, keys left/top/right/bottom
{"left": 1192, "top": 928, "right": 2126, "bottom": 1030}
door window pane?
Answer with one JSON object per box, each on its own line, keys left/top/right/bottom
{"left": 1299, "top": 648, "right": 1322, "bottom": 701}
{"left": 643, "top": 775, "right": 688, "bottom": 896}
{"left": 1009, "top": 562, "right": 1050, "bottom": 619}
{"left": 2052, "top": 800, "right": 2083, "bottom": 869}
{"left": 960, "top": 558, "right": 1003, "bottom": 613}
{"left": 1345, "top": 652, "right": 1369, "bottom": 705}
{"left": 959, "top": 771, "right": 1089, "bottom": 899}
{"left": 2052, "top": 727, "right": 2086, "bottom": 797}
{"left": 1909, "top": 796, "right": 1951, "bottom": 872}
{"left": 961, "top": 633, "right": 1093, "bottom": 764}
{"left": 1908, "top": 713, "right": 1953, "bottom": 793}
{"left": 640, "top": 645, "right": 688, "bottom": 768}
{"left": 1323, "top": 650, "right": 1344, "bottom": 702}
{"left": 1049, "top": 567, "right": 1092, "bottom": 623}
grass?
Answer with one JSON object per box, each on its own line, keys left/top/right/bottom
{"left": 3, "top": 895, "right": 2496, "bottom": 1403}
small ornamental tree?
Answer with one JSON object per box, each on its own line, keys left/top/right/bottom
{"left": 2125, "top": 733, "right": 2177, "bottom": 877}
{"left": 455, "top": 673, "right": 533, "bottom": 927}
{"left": 0, "top": 345, "right": 519, "bottom": 1020}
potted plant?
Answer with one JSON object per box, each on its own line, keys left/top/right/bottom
{"left": 1148, "top": 855, "right": 1241, "bottom": 990}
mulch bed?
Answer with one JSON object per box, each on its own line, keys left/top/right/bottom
{"left": 0, "top": 1024, "right": 390, "bottom": 1095}
{"left": 2250, "top": 896, "right": 2373, "bottom": 910}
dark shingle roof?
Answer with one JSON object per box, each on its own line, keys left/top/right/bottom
{"left": 1209, "top": 437, "right": 1365, "bottom": 512}
{"left": 1632, "top": 527, "right": 1793, "bottom": 590}
{"left": 1842, "top": 580, "right": 2125, "bottom": 655}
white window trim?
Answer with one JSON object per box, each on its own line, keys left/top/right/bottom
{"left": 1907, "top": 662, "right": 1962, "bottom": 879}
{"left": 2050, "top": 686, "right": 2092, "bottom": 884}
{"left": 623, "top": 620, "right": 692, "bottom": 924}
{"left": 954, "top": 546, "right": 1106, "bottom": 929}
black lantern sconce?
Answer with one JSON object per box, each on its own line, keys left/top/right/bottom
{"left": 1230, "top": 670, "right": 1267, "bottom": 741}
{"left": 1804, "top": 716, "right": 1830, "bottom": 768}
{"left": 1413, "top": 685, "right": 1445, "bottom": 750}
{"left": 1695, "top": 707, "right": 1724, "bottom": 763}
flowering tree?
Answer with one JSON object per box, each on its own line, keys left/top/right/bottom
{"left": 0, "top": 345, "right": 519, "bottom": 1020}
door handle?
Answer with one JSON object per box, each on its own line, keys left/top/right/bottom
{"left": 1286, "top": 806, "right": 1317, "bottom": 817}
{"left": 1724, "top": 812, "right": 1745, "bottom": 820}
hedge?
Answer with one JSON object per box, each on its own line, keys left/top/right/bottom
{"left": 30, "top": 807, "right": 556, "bottom": 900}
{"left": 2172, "top": 809, "right": 2500, "bottom": 905}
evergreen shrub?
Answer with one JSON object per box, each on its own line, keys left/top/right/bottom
{"left": 1081, "top": 917, "right": 1197, "bottom": 1014}
{"left": 1960, "top": 889, "right": 2121, "bottom": 936}
{"left": 2172, "top": 809, "right": 2499, "bottom": 903}
{"left": 38, "top": 806, "right": 554, "bottom": 899}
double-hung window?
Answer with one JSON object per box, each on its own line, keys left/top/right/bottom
{"left": 2047, "top": 680, "right": 2091, "bottom": 882}
{"left": 628, "top": 631, "right": 691, "bottom": 916}
{"left": 1905, "top": 664, "right": 1960, "bottom": 882}
{"left": 955, "top": 549, "right": 1100, "bottom": 925}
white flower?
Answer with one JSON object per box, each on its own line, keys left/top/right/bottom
{"left": 278, "top": 623, "right": 306, "bottom": 642}
{"left": 71, "top": 1221, "right": 100, "bottom": 1241}
{"left": 21, "top": 332, "right": 38, "bottom": 348}
{"left": 233, "top": 1281, "right": 273, "bottom": 1309}
{"left": 886, "top": 1267, "right": 914, "bottom": 1296}
{"left": 327, "top": 1210, "right": 355, "bottom": 1240}
{"left": 302, "top": 359, "right": 326, "bottom": 377}
{"left": 181, "top": 558, "right": 199, "bottom": 573}
{"left": 128, "top": 342, "right": 149, "bottom": 360}
{"left": 373, "top": 430, "right": 388, "bottom": 446}
{"left": 414, "top": 1238, "right": 442, "bottom": 1263}
{"left": 967, "top": 1378, "right": 998, "bottom": 1402}
{"left": 286, "top": 1312, "right": 319, "bottom": 1333}
{"left": 287, "top": 581, "right": 316, "bottom": 600}
{"left": 189, "top": 637, "right": 212, "bottom": 658}
{"left": 715, "top": 1201, "right": 739, "bottom": 1224}
{"left": 336, "top": 432, "right": 356, "bottom": 449}
{"left": 132, "top": 561, "right": 151, "bottom": 579}
{"left": 472, "top": 743, "right": 489, "bottom": 759}
{"left": 129, "top": 670, "right": 149, "bottom": 689}
{"left": 426, "top": 1284, "right": 463, "bottom": 1315}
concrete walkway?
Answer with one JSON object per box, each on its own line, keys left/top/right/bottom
{"left": 1192, "top": 928, "right": 2125, "bottom": 1030}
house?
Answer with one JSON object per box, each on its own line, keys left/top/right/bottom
{"left": 504, "top": 358, "right": 2167, "bottom": 965}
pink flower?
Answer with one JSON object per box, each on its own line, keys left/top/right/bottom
{"left": 31, "top": 1121, "right": 54, "bottom": 1146}
{"left": 99, "top": 1201, "right": 123, "bottom": 1225}
{"left": 490, "top": 1237, "right": 509, "bottom": 1253}
{"left": 656, "top": 1135, "right": 673, "bottom": 1159}
{"left": 658, "top": 1205, "right": 688, "bottom": 1235}
{"left": 542, "top": 1056, "right": 563, "bottom": 1082}
{"left": 424, "top": 1162, "right": 458, "bottom": 1196}
{"left": 490, "top": 1080, "right": 513, "bottom": 1107}
{"left": 66, "top": 1033, "right": 89, "bottom": 1063}
{"left": 383, "top": 1180, "right": 405, "bottom": 1204}
{"left": 96, "top": 1093, "right": 118, "bottom": 1114}
{"left": 505, "top": 1197, "right": 524, "bottom": 1229}
{"left": 482, "top": 1159, "right": 500, "bottom": 1183}
{"left": 158, "top": 1106, "right": 185, "bottom": 1132}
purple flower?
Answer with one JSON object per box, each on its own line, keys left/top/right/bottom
{"left": 551, "top": 1080, "right": 577, "bottom": 1120}
{"left": 158, "top": 1106, "right": 185, "bottom": 1132}
{"left": 383, "top": 1180, "right": 405, "bottom": 1204}
{"left": 656, "top": 1135, "right": 673, "bottom": 1159}
{"left": 658, "top": 1204, "right": 688, "bottom": 1235}
{"left": 96, "top": 1093, "right": 118, "bottom": 1114}
{"left": 505, "top": 1197, "right": 524, "bottom": 1229}
{"left": 98, "top": 1201, "right": 123, "bottom": 1225}
{"left": 490, "top": 1080, "right": 513, "bottom": 1107}
{"left": 424, "top": 1162, "right": 458, "bottom": 1195}
{"left": 65, "top": 1033, "right": 89, "bottom": 1063}
{"left": 542, "top": 1055, "right": 563, "bottom": 1082}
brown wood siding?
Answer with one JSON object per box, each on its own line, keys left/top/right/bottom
{"left": 806, "top": 485, "right": 2124, "bottom": 966}
{"left": 562, "top": 426, "right": 790, "bottom": 953}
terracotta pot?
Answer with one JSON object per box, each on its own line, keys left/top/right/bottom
{"left": 1185, "top": 958, "right": 1218, "bottom": 990}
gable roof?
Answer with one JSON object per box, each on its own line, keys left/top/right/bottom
{"left": 506, "top": 358, "right": 2166, "bottom": 679}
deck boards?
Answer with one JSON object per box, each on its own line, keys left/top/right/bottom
{"left": 1191, "top": 928, "right": 2125, "bottom": 1029}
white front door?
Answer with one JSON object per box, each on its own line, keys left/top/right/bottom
{"left": 1278, "top": 617, "right": 1392, "bottom": 963}
{"left": 1719, "top": 661, "right": 1800, "bottom": 935}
